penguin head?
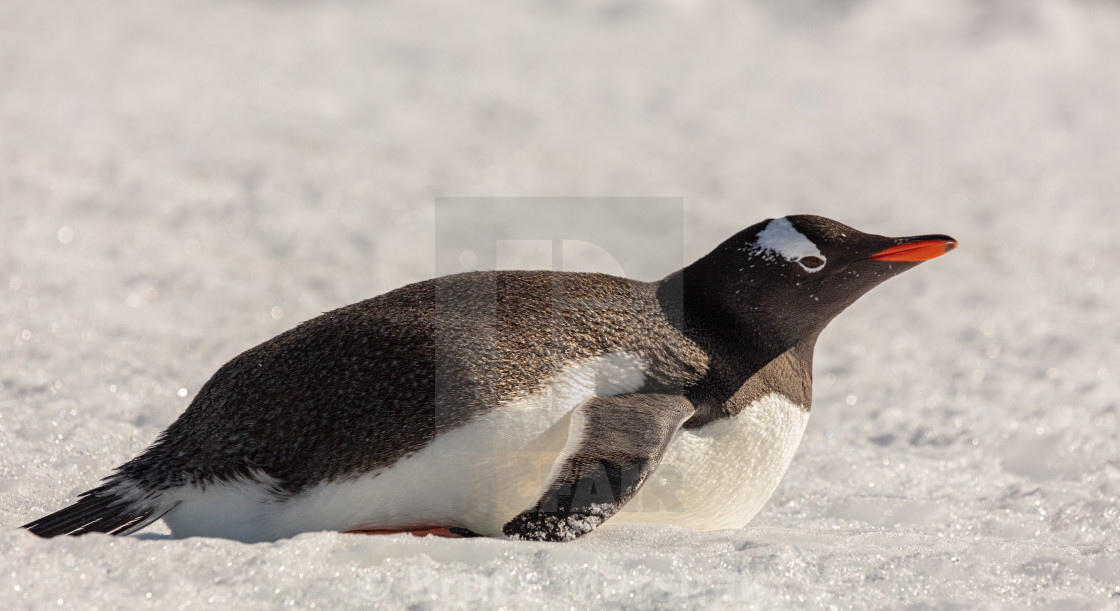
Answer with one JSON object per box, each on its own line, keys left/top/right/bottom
{"left": 686, "top": 215, "right": 957, "bottom": 346}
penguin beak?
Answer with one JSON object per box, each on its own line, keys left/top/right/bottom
{"left": 867, "top": 235, "right": 958, "bottom": 262}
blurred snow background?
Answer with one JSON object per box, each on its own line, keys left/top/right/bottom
{"left": 2, "top": 0, "right": 1119, "bottom": 608}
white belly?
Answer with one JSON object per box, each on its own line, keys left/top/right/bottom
{"left": 160, "top": 356, "right": 807, "bottom": 541}
{"left": 610, "top": 393, "right": 810, "bottom": 530}
{"left": 161, "top": 352, "right": 646, "bottom": 541}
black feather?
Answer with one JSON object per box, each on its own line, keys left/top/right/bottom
{"left": 22, "top": 485, "right": 171, "bottom": 538}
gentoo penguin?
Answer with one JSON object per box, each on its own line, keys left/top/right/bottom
{"left": 23, "top": 215, "right": 956, "bottom": 542}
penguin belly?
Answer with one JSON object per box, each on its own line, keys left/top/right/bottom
{"left": 162, "top": 352, "right": 647, "bottom": 541}
{"left": 158, "top": 394, "right": 576, "bottom": 541}
{"left": 609, "top": 392, "right": 810, "bottom": 530}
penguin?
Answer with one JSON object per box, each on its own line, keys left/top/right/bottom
{"left": 22, "top": 215, "right": 956, "bottom": 542}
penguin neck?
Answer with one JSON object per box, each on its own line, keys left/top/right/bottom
{"left": 657, "top": 268, "right": 820, "bottom": 426}
{"left": 659, "top": 266, "right": 821, "bottom": 358}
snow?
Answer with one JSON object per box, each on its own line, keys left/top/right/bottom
{"left": 2, "top": 0, "right": 1119, "bottom": 608}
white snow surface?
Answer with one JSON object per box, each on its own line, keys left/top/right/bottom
{"left": 3, "top": 0, "right": 1120, "bottom": 608}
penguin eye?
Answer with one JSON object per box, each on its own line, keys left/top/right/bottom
{"left": 798, "top": 256, "right": 825, "bottom": 270}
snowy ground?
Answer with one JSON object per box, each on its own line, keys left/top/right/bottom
{"left": 2, "top": 0, "right": 1119, "bottom": 608}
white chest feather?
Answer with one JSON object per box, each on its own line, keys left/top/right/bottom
{"left": 609, "top": 393, "right": 809, "bottom": 530}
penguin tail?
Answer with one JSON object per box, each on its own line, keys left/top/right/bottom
{"left": 22, "top": 484, "right": 176, "bottom": 538}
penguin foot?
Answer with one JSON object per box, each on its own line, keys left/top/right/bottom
{"left": 502, "top": 510, "right": 606, "bottom": 542}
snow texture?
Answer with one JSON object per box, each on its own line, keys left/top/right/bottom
{"left": 3, "top": 0, "right": 1120, "bottom": 608}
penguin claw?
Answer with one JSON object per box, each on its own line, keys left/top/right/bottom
{"left": 502, "top": 510, "right": 604, "bottom": 542}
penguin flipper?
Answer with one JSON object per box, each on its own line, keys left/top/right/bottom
{"left": 22, "top": 484, "right": 175, "bottom": 538}
{"left": 502, "top": 393, "right": 694, "bottom": 542}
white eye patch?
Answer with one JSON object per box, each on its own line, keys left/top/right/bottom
{"left": 747, "top": 217, "right": 827, "bottom": 273}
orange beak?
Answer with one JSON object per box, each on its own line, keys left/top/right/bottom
{"left": 868, "top": 237, "right": 958, "bottom": 262}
